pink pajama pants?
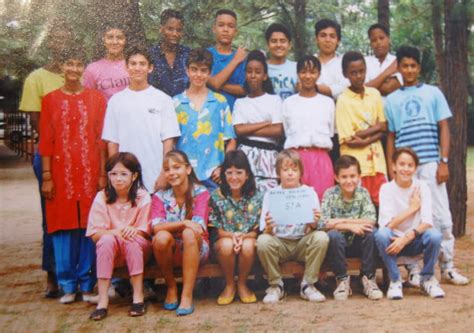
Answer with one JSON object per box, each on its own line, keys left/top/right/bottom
{"left": 96, "top": 234, "right": 151, "bottom": 279}
{"left": 296, "top": 148, "right": 335, "bottom": 202}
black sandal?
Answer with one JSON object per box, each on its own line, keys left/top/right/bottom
{"left": 89, "top": 308, "right": 108, "bottom": 321}
{"left": 128, "top": 302, "right": 146, "bottom": 317}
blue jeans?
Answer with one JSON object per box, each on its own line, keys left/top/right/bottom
{"left": 375, "top": 227, "right": 442, "bottom": 282}
{"left": 32, "top": 152, "right": 55, "bottom": 273}
{"left": 51, "top": 229, "right": 96, "bottom": 294}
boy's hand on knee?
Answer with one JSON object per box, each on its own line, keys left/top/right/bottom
{"left": 386, "top": 236, "right": 408, "bottom": 255}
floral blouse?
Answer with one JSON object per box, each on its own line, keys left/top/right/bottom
{"left": 208, "top": 188, "right": 263, "bottom": 233}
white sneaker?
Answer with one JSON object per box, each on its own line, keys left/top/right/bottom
{"left": 387, "top": 280, "right": 403, "bottom": 300}
{"left": 407, "top": 265, "right": 421, "bottom": 288}
{"left": 300, "top": 284, "right": 326, "bottom": 302}
{"left": 59, "top": 293, "right": 76, "bottom": 304}
{"left": 263, "top": 285, "right": 285, "bottom": 304}
{"left": 421, "top": 276, "right": 445, "bottom": 298}
{"left": 442, "top": 269, "right": 470, "bottom": 285}
{"left": 362, "top": 276, "right": 383, "bottom": 300}
{"left": 82, "top": 294, "right": 99, "bottom": 304}
{"left": 333, "top": 276, "right": 352, "bottom": 301}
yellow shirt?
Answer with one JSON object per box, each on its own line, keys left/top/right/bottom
{"left": 19, "top": 68, "right": 64, "bottom": 112}
{"left": 336, "top": 87, "right": 387, "bottom": 176}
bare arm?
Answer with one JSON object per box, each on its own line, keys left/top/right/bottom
{"left": 27, "top": 112, "right": 40, "bottom": 134}
{"left": 379, "top": 77, "right": 401, "bottom": 96}
{"left": 153, "top": 221, "right": 186, "bottom": 234}
{"left": 154, "top": 138, "right": 176, "bottom": 191}
{"left": 437, "top": 119, "right": 450, "bottom": 184}
{"left": 41, "top": 155, "right": 54, "bottom": 200}
{"left": 107, "top": 141, "right": 119, "bottom": 158}
{"left": 207, "top": 47, "right": 247, "bottom": 91}
{"left": 222, "top": 83, "right": 246, "bottom": 97}
{"left": 316, "top": 84, "right": 333, "bottom": 97}
{"left": 386, "top": 131, "right": 396, "bottom": 180}
{"left": 385, "top": 222, "right": 432, "bottom": 255}
{"left": 355, "top": 122, "right": 387, "bottom": 139}
{"left": 252, "top": 123, "right": 284, "bottom": 138}
{"left": 234, "top": 122, "right": 271, "bottom": 136}
{"left": 225, "top": 139, "right": 237, "bottom": 152}
{"left": 386, "top": 187, "right": 421, "bottom": 230}
{"left": 345, "top": 132, "right": 384, "bottom": 148}
{"left": 366, "top": 60, "right": 397, "bottom": 89}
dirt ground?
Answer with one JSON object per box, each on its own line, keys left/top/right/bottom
{"left": 0, "top": 143, "right": 473, "bottom": 333}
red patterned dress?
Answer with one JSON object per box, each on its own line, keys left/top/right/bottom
{"left": 39, "top": 88, "right": 106, "bottom": 233}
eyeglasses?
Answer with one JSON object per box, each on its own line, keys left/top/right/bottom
{"left": 108, "top": 171, "right": 133, "bottom": 179}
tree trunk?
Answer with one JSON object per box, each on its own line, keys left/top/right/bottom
{"left": 431, "top": 0, "right": 445, "bottom": 89}
{"left": 292, "top": 0, "right": 309, "bottom": 59}
{"left": 443, "top": 0, "right": 468, "bottom": 236}
{"left": 377, "top": 0, "right": 390, "bottom": 30}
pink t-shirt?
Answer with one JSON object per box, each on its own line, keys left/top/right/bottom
{"left": 86, "top": 188, "right": 152, "bottom": 237}
{"left": 83, "top": 59, "right": 130, "bottom": 101}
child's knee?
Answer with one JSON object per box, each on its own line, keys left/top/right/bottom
{"left": 241, "top": 238, "right": 256, "bottom": 256}
{"left": 152, "top": 231, "right": 173, "bottom": 250}
{"left": 423, "top": 228, "right": 442, "bottom": 246}
{"left": 328, "top": 230, "right": 345, "bottom": 245}
{"left": 256, "top": 234, "right": 275, "bottom": 253}
{"left": 96, "top": 234, "right": 117, "bottom": 249}
{"left": 375, "top": 227, "right": 391, "bottom": 244}
{"left": 216, "top": 238, "right": 234, "bottom": 256}
{"left": 308, "top": 231, "right": 329, "bottom": 248}
{"left": 182, "top": 227, "right": 199, "bottom": 246}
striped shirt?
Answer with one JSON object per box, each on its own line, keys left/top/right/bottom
{"left": 384, "top": 84, "right": 452, "bottom": 164}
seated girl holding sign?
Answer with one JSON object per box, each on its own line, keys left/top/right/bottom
{"left": 209, "top": 150, "right": 263, "bottom": 305}
{"left": 256, "top": 149, "right": 329, "bottom": 304}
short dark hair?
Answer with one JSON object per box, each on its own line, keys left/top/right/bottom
{"left": 105, "top": 152, "right": 144, "bottom": 207}
{"left": 342, "top": 51, "right": 366, "bottom": 74}
{"left": 396, "top": 45, "right": 421, "bottom": 65}
{"left": 125, "top": 45, "right": 152, "bottom": 64}
{"left": 334, "top": 155, "right": 361, "bottom": 175}
{"left": 392, "top": 147, "right": 419, "bottom": 167}
{"left": 265, "top": 23, "right": 292, "bottom": 42}
{"left": 59, "top": 46, "right": 87, "bottom": 64}
{"left": 314, "top": 19, "right": 341, "bottom": 40}
{"left": 244, "top": 50, "right": 274, "bottom": 94}
{"left": 297, "top": 55, "right": 321, "bottom": 73}
{"left": 186, "top": 48, "right": 213, "bottom": 70}
{"left": 220, "top": 150, "right": 256, "bottom": 198}
{"left": 102, "top": 23, "right": 127, "bottom": 37}
{"left": 160, "top": 9, "right": 183, "bottom": 25}
{"left": 215, "top": 9, "right": 237, "bottom": 20}
{"left": 367, "top": 23, "right": 390, "bottom": 38}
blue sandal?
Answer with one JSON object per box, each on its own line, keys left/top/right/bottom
{"left": 163, "top": 301, "right": 179, "bottom": 311}
{"left": 176, "top": 304, "right": 194, "bottom": 316}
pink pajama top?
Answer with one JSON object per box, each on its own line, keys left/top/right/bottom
{"left": 86, "top": 188, "right": 152, "bottom": 238}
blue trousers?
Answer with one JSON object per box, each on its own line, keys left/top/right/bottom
{"left": 375, "top": 227, "right": 442, "bottom": 282}
{"left": 51, "top": 229, "right": 96, "bottom": 294}
{"left": 32, "top": 152, "right": 55, "bottom": 273}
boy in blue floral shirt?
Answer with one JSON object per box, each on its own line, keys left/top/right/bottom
{"left": 319, "top": 155, "right": 383, "bottom": 301}
{"left": 174, "top": 48, "right": 236, "bottom": 191}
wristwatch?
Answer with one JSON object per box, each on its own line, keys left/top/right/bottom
{"left": 440, "top": 157, "right": 449, "bottom": 164}
{"left": 413, "top": 229, "right": 421, "bottom": 239}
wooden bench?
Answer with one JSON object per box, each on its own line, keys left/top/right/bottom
{"left": 114, "top": 258, "right": 388, "bottom": 285}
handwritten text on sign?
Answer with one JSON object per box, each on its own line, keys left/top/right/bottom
{"left": 268, "top": 187, "right": 317, "bottom": 225}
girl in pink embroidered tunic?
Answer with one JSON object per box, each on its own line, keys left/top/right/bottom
{"left": 151, "top": 150, "right": 210, "bottom": 316}
{"left": 39, "top": 48, "right": 106, "bottom": 304}
{"left": 87, "top": 152, "right": 152, "bottom": 320}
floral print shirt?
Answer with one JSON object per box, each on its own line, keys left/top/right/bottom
{"left": 209, "top": 188, "right": 263, "bottom": 233}
{"left": 174, "top": 91, "right": 236, "bottom": 181}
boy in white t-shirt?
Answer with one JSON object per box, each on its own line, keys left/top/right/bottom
{"left": 375, "top": 147, "right": 444, "bottom": 300}
{"left": 313, "top": 19, "right": 349, "bottom": 100}
{"left": 102, "top": 46, "right": 181, "bottom": 193}
{"left": 265, "top": 23, "right": 298, "bottom": 100}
